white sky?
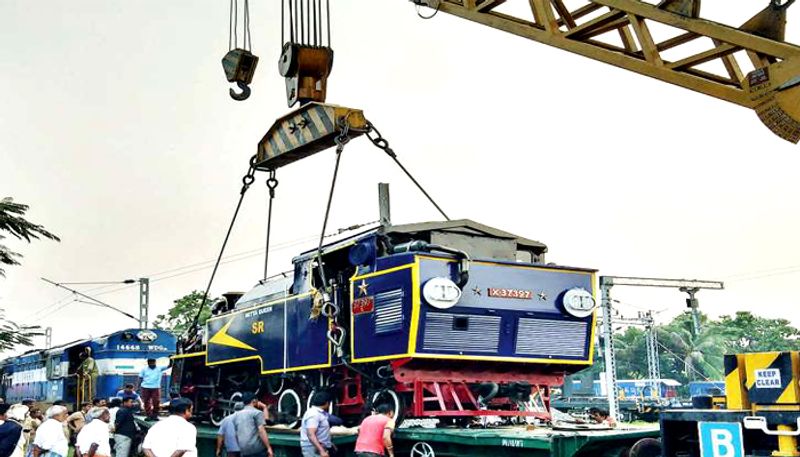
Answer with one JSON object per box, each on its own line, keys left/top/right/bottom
{"left": 2, "top": 1, "right": 800, "bottom": 355}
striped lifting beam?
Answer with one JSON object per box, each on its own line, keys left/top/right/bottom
{"left": 256, "top": 103, "right": 368, "bottom": 171}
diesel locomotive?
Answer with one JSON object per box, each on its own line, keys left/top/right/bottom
{"left": 172, "top": 219, "right": 598, "bottom": 425}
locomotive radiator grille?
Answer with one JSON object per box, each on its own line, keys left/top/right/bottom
{"left": 374, "top": 289, "right": 404, "bottom": 335}
{"left": 515, "top": 318, "right": 588, "bottom": 358}
{"left": 422, "top": 313, "right": 501, "bottom": 353}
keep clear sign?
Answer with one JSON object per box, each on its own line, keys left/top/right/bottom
{"left": 698, "top": 422, "right": 744, "bottom": 457}
{"left": 754, "top": 368, "right": 782, "bottom": 389}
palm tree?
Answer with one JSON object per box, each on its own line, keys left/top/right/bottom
{"left": 0, "top": 197, "right": 60, "bottom": 277}
{"left": 659, "top": 325, "right": 724, "bottom": 381}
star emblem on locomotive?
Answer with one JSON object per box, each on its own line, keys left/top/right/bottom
{"left": 472, "top": 286, "right": 482, "bottom": 296}
{"left": 538, "top": 291, "right": 548, "bottom": 301}
{"left": 358, "top": 280, "right": 369, "bottom": 296}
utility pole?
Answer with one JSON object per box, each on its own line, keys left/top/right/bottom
{"left": 680, "top": 287, "right": 702, "bottom": 335}
{"left": 139, "top": 278, "right": 150, "bottom": 329}
{"left": 600, "top": 278, "right": 620, "bottom": 423}
{"left": 45, "top": 327, "right": 52, "bottom": 349}
{"left": 599, "top": 276, "right": 723, "bottom": 423}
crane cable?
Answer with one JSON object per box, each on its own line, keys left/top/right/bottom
{"left": 185, "top": 156, "right": 257, "bottom": 346}
{"left": 229, "top": 0, "right": 253, "bottom": 51}
{"left": 282, "top": 0, "right": 330, "bottom": 46}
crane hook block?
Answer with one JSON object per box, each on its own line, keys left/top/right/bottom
{"left": 744, "top": 57, "right": 800, "bottom": 144}
{"left": 255, "top": 103, "right": 366, "bottom": 170}
{"left": 278, "top": 43, "right": 334, "bottom": 107}
{"left": 222, "top": 48, "right": 259, "bottom": 101}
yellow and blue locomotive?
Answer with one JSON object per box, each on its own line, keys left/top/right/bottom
{"left": 173, "top": 219, "right": 597, "bottom": 425}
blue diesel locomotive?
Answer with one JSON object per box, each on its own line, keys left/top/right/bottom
{"left": 0, "top": 328, "right": 175, "bottom": 407}
{"left": 173, "top": 220, "right": 598, "bottom": 424}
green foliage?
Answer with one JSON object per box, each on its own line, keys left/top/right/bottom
{"left": 153, "top": 290, "right": 215, "bottom": 334}
{"left": 0, "top": 197, "right": 60, "bottom": 277}
{"left": 612, "top": 310, "right": 800, "bottom": 386}
{"left": 0, "top": 308, "right": 42, "bottom": 351}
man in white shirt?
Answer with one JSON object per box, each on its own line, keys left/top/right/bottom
{"left": 32, "top": 406, "right": 69, "bottom": 457}
{"left": 142, "top": 398, "right": 197, "bottom": 457}
{"left": 76, "top": 408, "right": 111, "bottom": 457}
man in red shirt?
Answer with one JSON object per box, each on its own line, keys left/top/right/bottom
{"left": 354, "top": 404, "right": 395, "bottom": 457}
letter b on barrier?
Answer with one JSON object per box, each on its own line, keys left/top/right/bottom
{"left": 698, "top": 422, "right": 744, "bottom": 457}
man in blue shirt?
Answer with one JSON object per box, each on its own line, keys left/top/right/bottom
{"left": 138, "top": 358, "right": 172, "bottom": 421}
{"left": 300, "top": 392, "right": 333, "bottom": 457}
{"left": 215, "top": 402, "right": 243, "bottom": 457}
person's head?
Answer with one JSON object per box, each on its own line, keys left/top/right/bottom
{"left": 0, "top": 403, "right": 10, "bottom": 420}
{"left": 168, "top": 398, "right": 193, "bottom": 419}
{"left": 241, "top": 392, "right": 258, "bottom": 406}
{"left": 29, "top": 407, "right": 43, "bottom": 420}
{"left": 21, "top": 399, "right": 34, "bottom": 407}
{"left": 7, "top": 405, "right": 29, "bottom": 422}
{"left": 588, "top": 407, "right": 609, "bottom": 422}
{"left": 0, "top": 397, "right": 5, "bottom": 404}
{"left": 233, "top": 402, "right": 245, "bottom": 412}
{"left": 147, "top": 358, "right": 156, "bottom": 368}
{"left": 46, "top": 405, "right": 68, "bottom": 422}
{"left": 121, "top": 396, "right": 135, "bottom": 409}
{"left": 81, "top": 402, "right": 92, "bottom": 413}
{"left": 124, "top": 383, "right": 135, "bottom": 392}
{"left": 109, "top": 398, "right": 122, "bottom": 409}
{"left": 375, "top": 402, "right": 395, "bottom": 418}
{"left": 92, "top": 397, "right": 103, "bottom": 407}
{"left": 52, "top": 400, "right": 65, "bottom": 407}
{"left": 89, "top": 407, "right": 110, "bottom": 423}
{"left": 309, "top": 391, "right": 331, "bottom": 410}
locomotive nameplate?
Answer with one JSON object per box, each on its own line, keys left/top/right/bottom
{"left": 352, "top": 296, "right": 375, "bottom": 315}
{"left": 487, "top": 288, "right": 533, "bottom": 300}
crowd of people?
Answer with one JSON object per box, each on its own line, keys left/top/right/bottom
{"left": 0, "top": 386, "right": 398, "bottom": 457}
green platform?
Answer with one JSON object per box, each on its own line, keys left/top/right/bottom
{"left": 188, "top": 423, "right": 659, "bottom": 457}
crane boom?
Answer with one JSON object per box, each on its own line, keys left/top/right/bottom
{"left": 413, "top": 0, "right": 800, "bottom": 143}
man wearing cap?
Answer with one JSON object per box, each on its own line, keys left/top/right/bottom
{"left": 231, "top": 393, "right": 273, "bottom": 457}
{"left": 76, "top": 408, "right": 111, "bottom": 457}
{"left": 215, "top": 402, "right": 244, "bottom": 457}
{"left": 142, "top": 398, "right": 196, "bottom": 457}
{"left": 138, "top": 358, "right": 172, "bottom": 421}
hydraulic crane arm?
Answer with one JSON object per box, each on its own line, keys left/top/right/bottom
{"left": 413, "top": 0, "right": 800, "bottom": 143}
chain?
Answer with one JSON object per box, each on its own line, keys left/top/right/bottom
{"left": 364, "top": 120, "right": 451, "bottom": 221}
{"left": 263, "top": 169, "right": 279, "bottom": 280}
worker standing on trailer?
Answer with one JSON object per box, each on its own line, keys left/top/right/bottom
{"left": 138, "top": 358, "right": 172, "bottom": 421}
{"left": 231, "top": 393, "right": 273, "bottom": 457}
{"left": 354, "top": 404, "right": 395, "bottom": 457}
{"left": 300, "top": 392, "right": 335, "bottom": 457}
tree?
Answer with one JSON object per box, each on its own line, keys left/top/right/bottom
{"left": 658, "top": 312, "right": 724, "bottom": 382}
{"left": 712, "top": 311, "right": 800, "bottom": 353}
{"left": 0, "top": 197, "right": 60, "bottom": 277}
{"left": 0, "top": 309, "right": 42, "bottom": 351}
{"left": 153, "top": 291, "right": 216, "bottom": 335}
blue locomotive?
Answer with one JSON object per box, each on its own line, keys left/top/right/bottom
{"left": 0, "top": 328, "right": 175, "bottom": 407}
{"left": 173, "top": 220, "right": 598, "bottom": 424}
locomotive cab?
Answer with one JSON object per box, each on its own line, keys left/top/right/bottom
{"left": 203, "top": 219, "right": 597, "bottom": 423}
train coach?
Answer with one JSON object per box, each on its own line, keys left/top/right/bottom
{"left": 0, "top": 328, "right": 175, "bottom": 408}
{"left": 174, "top": 219, "right": 599, "bottom": 426}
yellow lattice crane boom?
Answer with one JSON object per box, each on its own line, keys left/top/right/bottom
{"left": 410, "top": 0, "right": 800, "bottom": 143}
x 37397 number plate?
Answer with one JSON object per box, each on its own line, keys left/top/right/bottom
{"left": 488, "top": 288, "right": 532, "bottom": 299}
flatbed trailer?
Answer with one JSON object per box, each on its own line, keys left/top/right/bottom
{"left": 183, "top": 422, "right": 659, "bottom": 457}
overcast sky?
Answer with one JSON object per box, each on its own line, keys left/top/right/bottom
{"left": 2, "top": 1, "right": 800, "bottom": 355}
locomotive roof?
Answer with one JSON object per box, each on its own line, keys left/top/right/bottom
{"left": 295, "top": 219, "right": 547, "bottom": 261}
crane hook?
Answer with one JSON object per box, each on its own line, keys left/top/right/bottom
{"left": 229, "top": 81, "right": 252, "bottom": 101}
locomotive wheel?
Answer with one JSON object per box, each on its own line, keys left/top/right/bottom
{"left": 628, "top": 438, "right": 662, "bottom": 457}
{"left": 371, "top": 389, "right": 403, "bottom": 422}
{"left": 265, "top": 376, "right": 284, "bottom": 396}
{"left": 278, "top": 388, "right": 305, "bottom": 429}
{"left": 210, "top": 391, "right": 242, "bottom": 426}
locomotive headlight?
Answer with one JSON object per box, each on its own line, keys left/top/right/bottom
{"left": 423, "top": 277, "right": 462, "bottom": 309}
{"left": 562, "top": 288, "right": 596, "bottom": 318}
